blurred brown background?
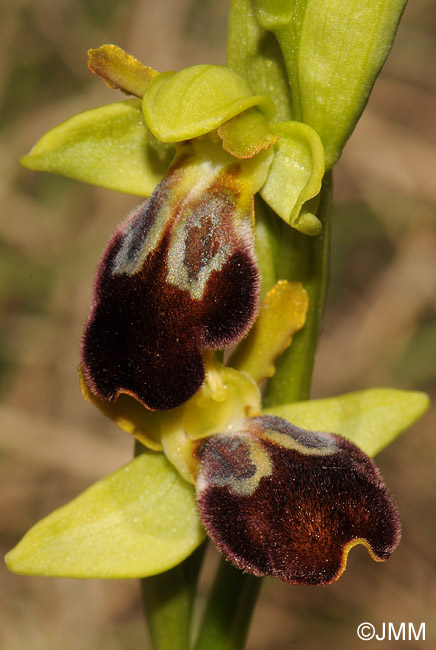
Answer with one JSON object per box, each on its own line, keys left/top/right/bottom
{"left": 0, "top": 1, "right": 435, "bottom": 649}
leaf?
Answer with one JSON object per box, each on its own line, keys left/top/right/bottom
{"left": 5, "top": 452, "right": 205, "bottom": 578}
{"left": 263, "top": 389, "right": 430, "bottom": 457}
{"left": 142, "top": 65, "right": 275, "bottom": 143}
{"left": 260, "top": 121, "right": 325, "bottom": 235}
{"left": 21, "top": 99, "right": 174, "bottom": 196}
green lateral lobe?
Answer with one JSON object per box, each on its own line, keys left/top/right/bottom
{"left": 262, "top": 171, "right": 331, "bottom": 406}
{"left": 5, "top": 452, "right": 205, "bottom": 579}
{"left": 263, "top": 389, "right": 430, "bottom": 457}
{"left": 260, "top": 121, "right": 325, "bottom": 235}
{"left": 142, "top": 65, "right": 275, "bottom": 143}
{"left": 21, "top": 99, "right": 174, "bottom": 196}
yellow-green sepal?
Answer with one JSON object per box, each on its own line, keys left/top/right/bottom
{"left": 5, "top": 451, "right": 205, "bottom": 579}
{"left": 260, "top": 121, "right": 325, "bottom": 236}
{"left": 21, "top": 99, "right": 174, "bottom": 196}
{"left": 264, "top": 389, "right": 430, "bottom": 457}
{"left": 142, "top": 65, "right": 275, "bottom": 143}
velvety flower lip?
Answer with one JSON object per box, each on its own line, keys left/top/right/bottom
{"left": 81, "top": 149, "right": 260, "bottom": 411}
{"left": 195, "top": 415, "right": 401, "bottom": 586}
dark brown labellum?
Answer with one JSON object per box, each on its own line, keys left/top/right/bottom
{"left": 81, "top": 154, "right": 259, "bottom": 410}
{"left": 196, "top": 415, "right": 401, "bottom": 585}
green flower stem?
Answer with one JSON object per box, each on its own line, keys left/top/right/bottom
{"left": 263, "top": 170, "right": 332, "bottom": 405}
{"left": 193, "top": 557, "right": 262, "bottom": 650}
{"left": 141, "top": 543, "right": 206, "bottom": 650}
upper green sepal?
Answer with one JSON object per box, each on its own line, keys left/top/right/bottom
{"left": 142, "top": 65, "right": 275, "bottom": 143}
{"left": 260, "top": 121, "right": 325, "bottom": 235}
{"left": 5, "top": 451, "right": 205, "bottom": 579}
{"left": 21, "top": 99, "right": 174, "bottom": 196}
{"left": 264, "top": 388, "right": 430, "bottom": 457}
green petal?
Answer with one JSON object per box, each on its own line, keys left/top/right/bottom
{"left": 229, "top": 281, "right": 308, "bottom": 384}
{"left": 142, "top": 65, "right": 275, "bottom": 142}
{"left": 21, "top": 99, "right": 174, "bottom": 196}
{"left": 217, "top": 108, "right": 277, "bottom": 159}
{"left": 88, "top": 44, "right": 158, "bottom": 97}
{"left": 260, "top": 121, "right": 325, "bottom": 235}
{"left": 263, "top": 389, "right": 430, "bottom": 457}
{"left": 5, "top": 452, "right": 205, "bottom": 579}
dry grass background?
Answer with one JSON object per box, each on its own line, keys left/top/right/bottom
{"left": 0, "top": 1, "right": 435, "bottom": 649}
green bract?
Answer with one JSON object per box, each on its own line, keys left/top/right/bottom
{"left": 142, "top": 65, "right": 275, "bottom": 143}
{"left": 21, "top": 99, "right": 174, "bottom": 196}
{"left": 230, "top": 0, "right": 407, "bottom": 169}
{"left": 5, "top": 451, "right": 205, "bottom": 579}
{"left": 226, "top": 0, "right": 293, "bottom": 122}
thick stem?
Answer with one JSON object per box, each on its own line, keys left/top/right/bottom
{"left": 193, "top": 558, "right": 262, "bottom": 650}
{"left": 263, "top": 170, "right": 332, "bottom": 405}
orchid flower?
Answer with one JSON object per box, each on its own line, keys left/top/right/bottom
{"left": 5, "top": 1, "right": 430, "bottom": 648}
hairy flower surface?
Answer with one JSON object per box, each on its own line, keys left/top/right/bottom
{"left": 81, "top": 143, "right": 261, "bottom": 410}
{"left": 195, "top": 415, "right": 401, "bottom": 585}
